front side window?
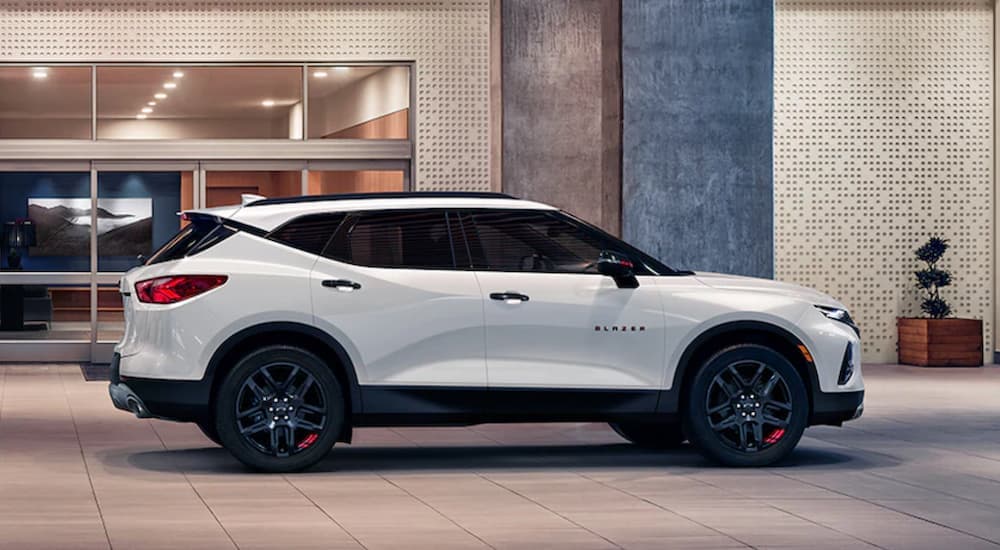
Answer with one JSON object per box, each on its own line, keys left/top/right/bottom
{"left": 324, "top": 210, "right": 455, "bottom": 269}
{"left": 461, "top": 209, "right": 628, "bottom": 274}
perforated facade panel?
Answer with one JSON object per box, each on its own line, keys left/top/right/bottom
{"left": 774, "top": 0, "right": 994, "bottom": 362}
{"left": 0, "top": 0, "right": 491, "bottom": 191}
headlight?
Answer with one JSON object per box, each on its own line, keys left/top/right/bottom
{"left": 815, "top": 305, "right": 860, "bottom": 336}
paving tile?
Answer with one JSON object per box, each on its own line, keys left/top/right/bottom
{"left": 2, "top": 363, "right": 1000, "bottom": 549}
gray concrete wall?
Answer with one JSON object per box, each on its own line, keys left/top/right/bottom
{"left": 502, "top": 0, "right": 621, "bottom": 234}
{"left": 622, "top": 0, "right": 773, "bottom": 277}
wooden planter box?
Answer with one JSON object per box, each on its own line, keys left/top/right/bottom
{"left": 897, "top": 317, "right": 983, "bottom": 367}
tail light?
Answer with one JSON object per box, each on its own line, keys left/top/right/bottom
{"left": 135, "top": 275, "right": 228, "bottom": 304}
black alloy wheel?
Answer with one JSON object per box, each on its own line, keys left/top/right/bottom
{"left": 235, "top": 362, "right": 328, "bottom": 457}
{"left": 705, "top": 361, "right": 793, "bottom": 453}
{"left": 216, "top": 345, "right": 344, "bottom": 473}
{"left": 684, "top": 344, "right": 808, "bottom": 467}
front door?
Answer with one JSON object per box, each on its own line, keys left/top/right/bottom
{"left": 309, "top": 209, "right": 486, "bottom": 387}
{"left": 459, "top": 209, "right": 667, "bottom": 389}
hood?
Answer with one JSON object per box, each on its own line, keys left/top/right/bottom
{"left": 693, "top": 272, "right": 844, "bottom": 308}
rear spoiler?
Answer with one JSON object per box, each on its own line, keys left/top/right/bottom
{"left": 179, "top": 210, "right": 267, "bottom": 238}
{"left": 178, "top": 193, "right": 268, "bottom": 234}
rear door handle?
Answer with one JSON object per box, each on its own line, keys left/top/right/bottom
{"left": 490, "top": 292, "right": 529, "bottom": 303}
{"left": 322, "top": 279, "right": 361, "bottom": 291}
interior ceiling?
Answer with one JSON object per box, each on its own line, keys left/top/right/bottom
{"left": 0, "top": 65, "right": 390, "bottom": 120}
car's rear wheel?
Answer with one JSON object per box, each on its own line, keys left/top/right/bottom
{"left": 196, "top": 420, "right": 222, "bottom": 446}
{"left": 683, "top": 344, "right": 808, "bottom": 467}
{"left": 609, "top": 421, "right": 685, "bottom": 449}
{"left": 215, "top": 345, "right": 344, "bottom": 473}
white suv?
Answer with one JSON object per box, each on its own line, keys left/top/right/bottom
{"left": 109, "top": 192, "right": 863, "bottom": 472}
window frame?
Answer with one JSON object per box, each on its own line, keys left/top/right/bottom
{"left": 455, "top": 208, "right": 674, "bottom": 276}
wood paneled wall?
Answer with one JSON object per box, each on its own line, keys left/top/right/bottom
{"left": 324, "top": 109, "right": 408, "bottom": 140}
{"left": 205, "top": 171, "right": 301, "bottom": 207}
{"left": 307, "top": 171, "right": 405, "bottom": 195}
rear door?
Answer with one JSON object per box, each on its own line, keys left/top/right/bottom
{"left": 309, "top": 209, "right": 487, "bottom": 387}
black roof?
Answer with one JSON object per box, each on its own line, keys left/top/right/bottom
{"left": 246, "top": 191, "right": 517, "bottom": 207}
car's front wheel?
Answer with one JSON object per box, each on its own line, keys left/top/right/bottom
{"left": 684, "top": 344, "right": 808, "bottom": 467}
{"left": 215, "top": 345, "right": 344, "bottom": 473}
{"left": 609, "top": 421, "right": 685, "bottom": 449}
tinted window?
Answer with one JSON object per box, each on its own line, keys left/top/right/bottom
{"left": 146, "top": 217, "right": 233, "bottom": 265}
{"left": 463, "top": 210, "right": 618, "bottom": 273}
{"left": 324, "top": 210, "right": 455, "bottom": 269}
{"left": 269, "top": 213, "right": 345, "bottom": 255}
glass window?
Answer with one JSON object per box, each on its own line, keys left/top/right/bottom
{"left": 463, "top": 210, "right": 621, "bottom": 274}
{"left": 325, "top": 210, "right": 454, "bottom": 269}
{"left": 96, "top": 171, "right": 194, "bottom": 272}
{"left": 269, "top": 213, "right": 345, "bottom": 255}
{"left": 0, "top": 66, "right": 92, "bottom": 139}
{"left": 97, "top": 66, "right": 303, "bottom": 139}
{"left": 205, "top": 171, "right": 301, "bottom": 207}
{"left": 0, "top": 171, "right": 92, "bottom": 343}
{"left": 307, "top": 169, "right": 405, "bottom": 195}
{"left": 307, "top": 66, "right": 409, "bottom": 139}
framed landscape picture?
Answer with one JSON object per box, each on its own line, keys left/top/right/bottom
{"left": 28, "top": 197, "right": 153, "bottom": 257}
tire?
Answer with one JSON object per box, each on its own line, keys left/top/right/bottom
{"left": 683, "top": 344, "right": 808, "bottom": 467}
{"left": 609, "top": 421, "right": 686, "bottom": 449}
{"left": 196, "top": 420, "right": 223, "bottom": 446}
{"left": 214, "top": 345, "right": 345, "bottom": 473}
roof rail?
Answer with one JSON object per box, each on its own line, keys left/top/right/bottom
{"left": 245, "top": 191, "right": 517, "bottom": 207}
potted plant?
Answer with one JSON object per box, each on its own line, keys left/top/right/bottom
{"left": 898, "top": 237, "right": 983, "bottom": 367}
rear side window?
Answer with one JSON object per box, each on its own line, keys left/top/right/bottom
{"left": 269, "top": 213, "right": 346, "bottom": 255}
{"left": 146, "top": 218, "right": 234, "bottom": 265}
{"left": 324, "top": 210, "right": 455, "bottom": 269}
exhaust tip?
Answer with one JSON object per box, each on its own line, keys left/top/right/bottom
{"left": 126, "top": 396, "right": 144, "bottom": 416}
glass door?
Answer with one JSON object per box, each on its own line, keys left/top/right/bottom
{"left": 201, "top": 161, "right": 306, "bottom": 207}
{"left": 92, "top": 162, "right": 198, "bottom": 363}
{"left": 0, "top": 163, "right": 94, "bottom": 361}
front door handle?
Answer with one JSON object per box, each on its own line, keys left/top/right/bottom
{"left": 490, "top": 291, "right": 529, "bottom": 303}
{"left": 322, "top": 279, "right": 361, "bottom": 291}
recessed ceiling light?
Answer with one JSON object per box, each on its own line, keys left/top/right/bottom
{"left": 163, "top": 82, "right": 177, "bottom": 89}
{"left": 31, "top": 67, "right": 48, "bottom": 79}
{"left": 154, "top": 92, "right": 167, "bottom": 99}
{"left": 141, "top": 107, "right": 153, "bottom": 113}
{"left": 261, "top": 99, "right": 276, "bottom": 107}
{"left": 313, "top": 71, "right": 328, "bottom": 78}
{"left": 136, "top": 114, "right": 148, "bottom": 120}
{"left": 333, "top": 66, "right": 350, "bottom": 72}
{"left": 147, "top": 101, "right": 156, "bottom": 106}
{"left": 173, "top": 71, "right": 184, "bottom": 78}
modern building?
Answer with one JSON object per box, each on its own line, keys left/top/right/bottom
{"left": 0, "top": 0, "right": 994, "bottom": 366}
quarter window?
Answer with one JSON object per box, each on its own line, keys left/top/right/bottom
{"left": 269, "top": 213, "right": 346, "bottom": 255}
{"left": 324, "top": 210, "right": 455, "bottom": 269}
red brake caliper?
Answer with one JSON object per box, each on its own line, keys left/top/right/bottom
{"left": 297, "top": 433, "right": 319, "bottom": 450}
{"left": 764, "top": 428, "right": 785, "bottom": 445}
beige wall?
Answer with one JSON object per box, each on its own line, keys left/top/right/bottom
{"left": 774, "top": 0, "right": 994, "bottom": 363}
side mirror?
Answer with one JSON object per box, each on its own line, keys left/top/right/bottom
{"left": 597, "top": 250, "right": 639, "bottom": 288}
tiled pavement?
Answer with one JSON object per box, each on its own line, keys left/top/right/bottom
{"left": 0, "top": 364, "right": 998, "bottom": 550}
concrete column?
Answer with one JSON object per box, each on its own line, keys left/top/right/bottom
{"left": 501, "top": 0, "right": 622, "bottom": 234}
{"left": 622, "top": 0, "right": 774, "bottom": 277}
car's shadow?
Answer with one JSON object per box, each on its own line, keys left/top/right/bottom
{"left": 108, "top": 442, "right": 885, "bottom": 475}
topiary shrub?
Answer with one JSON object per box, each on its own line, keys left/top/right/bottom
{"left": 914, "top": 236, "right": 952, "bottom": 319}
